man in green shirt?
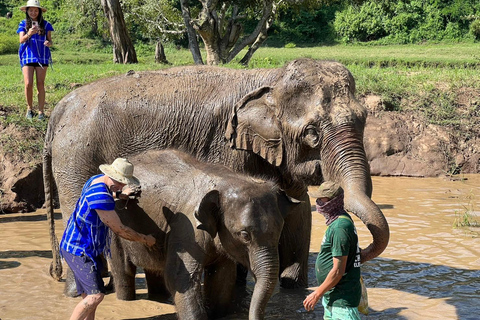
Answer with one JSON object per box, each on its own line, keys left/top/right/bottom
{"left": 303, "top": 181, "right": 361, "bottom": 320}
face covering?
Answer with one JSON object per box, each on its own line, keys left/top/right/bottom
{"left": 316, "top": 192, "right": 347, "bottom": 225}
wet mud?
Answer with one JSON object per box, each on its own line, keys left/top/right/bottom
{"left": 1, "top": 175, "right": 479, "bottom": 319}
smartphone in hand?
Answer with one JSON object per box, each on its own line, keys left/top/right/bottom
{"left": 32, "top": 21, "right": 38, "bottom": 28}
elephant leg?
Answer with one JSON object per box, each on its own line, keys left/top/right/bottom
{"left": 109, "top": 237, "right": 137, "bottom": 300}
{"left": 278, "top": 196, "right": 311, "bottom": 288}
{"left": 113, "top": 260, "right": 137, "bottom": 300}
{"left": 204, "top": 259, "right": 237, "bottom": 318}
{"left": 145, "top": 270, "right": 171, "bottom": 302}
{"left": 64, "top": 268, "right": 79, "bottom": 297}
{"left": 165, "top": 253, "right": 207, "bottom": 320}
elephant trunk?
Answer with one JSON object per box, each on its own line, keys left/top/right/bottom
{"left": 248, "top": 246, "right": 279, "bottom": 320}
{"left": 321, "top": 124, "right": 390, "bottom": 263}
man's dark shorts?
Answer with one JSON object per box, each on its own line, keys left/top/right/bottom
{"left": 61, "top": 248, "right": 106, "bottom": 295}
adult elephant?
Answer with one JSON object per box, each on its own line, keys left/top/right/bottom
{"left": 44, "top": 58, "right": 389, "bottom": 295}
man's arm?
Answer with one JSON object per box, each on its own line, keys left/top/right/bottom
{"left": 96, "top": 209, "right": 155, "bottom": 246}
{"left": 303, "top": 255, "right": 348, "bottom": 311}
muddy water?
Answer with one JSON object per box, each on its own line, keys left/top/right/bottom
{"left": 1, "top": 175, "right": 479, "bottom": 320}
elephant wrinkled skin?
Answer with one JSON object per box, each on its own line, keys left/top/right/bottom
{"left": 44, "top": 58, "right": 389, "bottom": 295}
{"left": 110, "top": 149, "right": 294, "bottom": 320}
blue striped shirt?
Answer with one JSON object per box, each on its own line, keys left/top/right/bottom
{"left": 60, "top": 175, "right": 115, "bottom": 265}
{"left": 16, "top": 19, "right": 54, "bottom": 67}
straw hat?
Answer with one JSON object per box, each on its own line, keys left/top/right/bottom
{"left": 99, "top": 158, "right": 140, "bottom": 186}
{"left": 20, "top": 0, "right": 47, "bottom": 12}
{"left": 308, "top": 181, "right": 343, "bottom": 199}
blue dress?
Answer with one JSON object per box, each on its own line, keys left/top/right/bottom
{"left": 16, "top": 19, "right": 54, "bottom": 67}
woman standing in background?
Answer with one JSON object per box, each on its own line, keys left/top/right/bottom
{"left": 17, "top": 0, "right": 54, "bottom": 120}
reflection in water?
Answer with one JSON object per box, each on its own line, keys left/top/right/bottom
{"left": 0, "top": 175, "right": 479, "bottom": 319}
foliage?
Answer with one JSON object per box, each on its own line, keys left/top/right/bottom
{"left": 122, "top": 0, "right": 184, "bottom": 44}
{"left": 471, "top": 19, "right": 480, "bottom": 40}
{"left": 0, "top": 13, "right": 23, "bottom": 54}
{"left": 334, "top": 0, "right": 480, "bottom": 44}
{"left": 2, "top": 0, "right": 480, "bottom": 56}
{"left": 268, "top": 3, "right": 340, "bottom": 46}
{"left": 0, "top": 33, "right": 18, "bottom": 54}
{"left": 58, "top": 0, "right": 109, "bottom": 39}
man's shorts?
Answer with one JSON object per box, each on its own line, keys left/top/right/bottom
{"left": 61, "top": 248, "right": 106, "bottom": 295}
{"left": 322, "top": 297, "right": 361, "bottom": 320}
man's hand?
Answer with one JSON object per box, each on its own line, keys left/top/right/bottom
{"left": 144, "top": 234, "right": 156, "bottom": 247}
{"left": 303, "top": 290, "right": 322, "bottom": 311}
{"left": 303, "top": 256, "right": 347, "bottom": 312}
{"left": 118, "top": 185, "right": 142, "bottom": 200}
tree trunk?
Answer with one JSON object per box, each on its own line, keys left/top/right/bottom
{"left": 101, "top": 0, "right": 138, "bottom": 64}
{"left": 238, "top": 1, "right": 275, "bottom": 66}
{"left": 180, "top": 0, "right": 204, "bottom": 65}
{"left": 226, "top": 0, "right": 276, "bottom": 65}
{"left": 155, "top": 41, "right": 169, "bottom": 64}
{"left": 191, "top": 1, "right": 221, "bottom": 65}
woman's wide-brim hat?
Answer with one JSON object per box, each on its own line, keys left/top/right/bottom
{"left": 308, "top": 181, "right": 343, "bottom": 199}
{"left": 20, "top": 0, "right": 47, "bottom": 12}
{"left": 99, "top": 158, "right": 140, "bottom": 186}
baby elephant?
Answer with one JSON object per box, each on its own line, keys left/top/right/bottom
{"left": 110, "top": 149, "right": 298, "bottom": 320}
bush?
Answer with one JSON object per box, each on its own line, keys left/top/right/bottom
{"left": 334, "top": 0, "right": 480, "bottom": 44}
{"left": 471, "top": 19, "right": 480, "bottom": 40}
{"left": 334, "top": 2, "right": 388, "bottom": 43}
{"left": 0, "top": 34, "right": 18, "bottom": 54}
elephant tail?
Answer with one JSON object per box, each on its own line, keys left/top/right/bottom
{"left": 43, "top": 124, "right": 62, "bottom": 281}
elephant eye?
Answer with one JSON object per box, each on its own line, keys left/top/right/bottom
{"left": 240, "top": 231, "right": 251, "bottom": 243}
{"left": 303, "top": 125, "right": 320, "bottom": 148}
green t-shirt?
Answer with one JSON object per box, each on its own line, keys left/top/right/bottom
{"left": 315, "top": 214, "right": 361, "bottom": 307}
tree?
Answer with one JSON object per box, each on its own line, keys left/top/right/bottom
{"left": 178, "top": 0, "right": 324, "bottom": 66}
{"left": 101, "top": 0, "right": 138, "bottom": 63}
{"left": 179, "top": 0, "right": 269, "bottom": 65}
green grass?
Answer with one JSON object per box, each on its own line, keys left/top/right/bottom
{"left": 453, "top": 192, "right": 479, "bottom": 228}
{"left": 1, "top": 42, "right": 480, "bottom": 124}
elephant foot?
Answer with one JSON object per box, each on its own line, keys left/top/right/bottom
{"left": 115, "top": 284, "right": 136, "bottom": 301}
{"left": 279, "top": 262, "right": 307, "bottom": 289}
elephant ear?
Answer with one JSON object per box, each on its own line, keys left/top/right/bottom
{"left": 225, "top": 86, "right": 283, "bottom": 166}
{"left": 194, "top": 190, "right": 220, "bottom": 238}
{"left": 276, "top": 189, "right": 302, "bottom": 219}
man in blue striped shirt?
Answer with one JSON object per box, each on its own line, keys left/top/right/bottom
{"left": 60, "top": 158, "right": 156, "bottom": 320}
